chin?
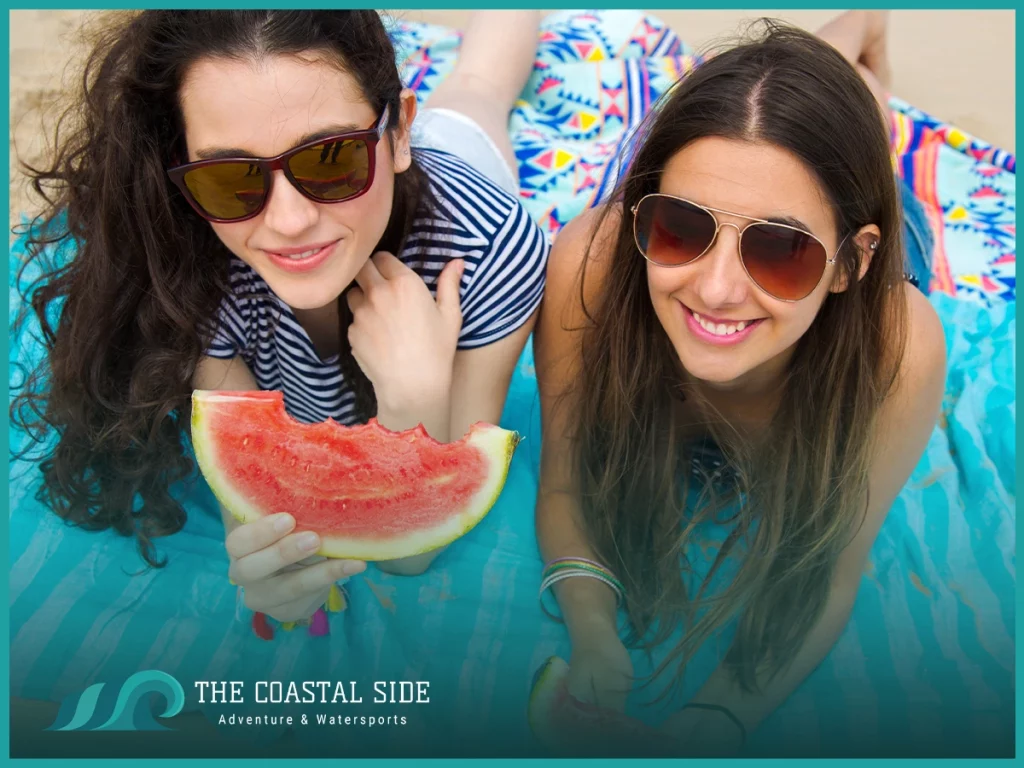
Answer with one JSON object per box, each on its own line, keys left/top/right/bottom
{"left": 684, "top": 364, "right": 749, "bottom": 389}
{"left": 673, "top": 345, "right": 755, "bottom": 390}
{"left": 266, "top": 279, "right": 346, "bottom": 311}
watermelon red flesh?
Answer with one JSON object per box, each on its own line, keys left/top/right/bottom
{"left": 191, "top": 390, "right": 519, "bottom": 560}
{"left": 202, "top": 397, "right": 487, "bottom": 535}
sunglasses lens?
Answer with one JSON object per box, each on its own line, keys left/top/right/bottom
{"left": 634, "top": 196, "right": 717, "bottom": 266}
{"left": 183, "top": 162, "right": 266, "bottom": 220}
{"left": 288, "top": 139, "right": 371, "bottom": 202}
{"left": 741, "top": 224, "right": 827, "bottom": 300}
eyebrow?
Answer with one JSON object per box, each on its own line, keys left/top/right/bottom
{"left": 194, "top": 123, "right": 365, "bottom": 161}
{"left": 682, "top": 196, "right": 818, "bottom": 236}
{"left": 765, "top": 214, "right": 815, "bottom": 234}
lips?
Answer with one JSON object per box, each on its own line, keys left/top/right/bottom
{"left": 681, "top": 303, "right": 765, "bottom": 346}
{"left": 691, "top": 310, "right": 753, "bottom": 336}
{"left": 262, "top": 239, "right": 340, "bottom": 274}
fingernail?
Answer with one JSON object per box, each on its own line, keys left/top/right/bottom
{"left": 274, "top": 514, "right": 294, "bottom": 533}
{"left": 298, "top": 531, "right": 320, "bottom": 551}
{"left": 341, "top": 561, "right": 365, "bottom": 576}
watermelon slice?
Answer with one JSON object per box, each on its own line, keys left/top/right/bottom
{"left": 191, "top": 390, "right": 520, "bottom": 560}
{"left": 527, "top": 656, "right": 683, "bottom": 757}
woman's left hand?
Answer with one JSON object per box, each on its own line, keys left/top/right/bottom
{"left": 659, "top": 705, "right": 746, "bottom": 757}
{"left": 346, "top": 251, "right": 465, "bottom": 425}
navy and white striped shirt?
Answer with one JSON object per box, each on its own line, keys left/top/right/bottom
{"left": 204, "top": 147, "right": 550, "bottom": 425}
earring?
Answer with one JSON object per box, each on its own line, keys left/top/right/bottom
{"left": 869, "top": 241, "right": 878, "bottom": 251}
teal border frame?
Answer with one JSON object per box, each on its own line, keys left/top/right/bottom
{"left": 4, "top": 2, "right": 1019, "bottom": 765}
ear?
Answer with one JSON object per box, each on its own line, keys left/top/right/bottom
{"left": 391, "top": 87, "right": 418, "bottom": 175}
{"left": 829, "top": 223, "right": 881, "bottom": 293}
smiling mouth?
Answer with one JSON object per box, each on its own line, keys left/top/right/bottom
{"left": 279, "top": 247, "right": 324, "bottom": 260}
{"left": 265, "top": 240, "right": 340, "bottom": 259}
{"left": 262, "top": 240, "right": 342, "bottom": 274}
{"left": 691, "top": 309, "right": 765, "bottom": 337}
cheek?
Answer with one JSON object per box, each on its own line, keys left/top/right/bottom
{"left": 646, "top": 263, "right": 687, "bottom": 299}
{"left": 362, "top": 139, "right": 396, "bottom": 209}
{"left": 209, "top": 221, "right": 256, "bottom": 255}
{"left": 645, "top": 264, "right": 694, "bottom": 322}
{"left": 357, "top": 163, "right": 396, "bottom": 215}
{"left": 644, "top": 266, "right": 685, "bottom": 333}
{"left": 319, "top": 164, "right": 396, "bottom": 239}
{"left": 773, "top": 300, "right": 822, "bottom": 341}
{"left": 369, "top": 160, "right": 396, "bottom": 207}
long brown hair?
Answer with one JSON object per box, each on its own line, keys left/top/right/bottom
{"left": 11, "top": 10, "right": 432, "bottom": 567}
{"left": 571, "top": 22, "right": 909, "bottom": 699}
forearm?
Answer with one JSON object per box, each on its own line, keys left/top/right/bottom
{"left": 375, "top": 388, "right": 452, "bottom": 443}
{"left": 536, "top": 488, "right": 620, "bottom": 640}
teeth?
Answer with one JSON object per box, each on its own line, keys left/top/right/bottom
{"left": 286, "top": 248, "right": 320, "bottom": 260}
{"left": 692, "top": 311, "right": 751, "bottom": 337}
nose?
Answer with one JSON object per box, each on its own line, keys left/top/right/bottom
{"left": 690, "top": 222, "right": 751, "bottom": 309}
{"left": 261, "top": 171, "right": 319, "bottom": 237}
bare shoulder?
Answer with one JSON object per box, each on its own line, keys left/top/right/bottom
{"left": 833, "top": 285, "right": 948, "bottom": 582}
{"left": 192, "top": 355, "right": 259, "bottom": 391}
{"left": 534, "top": 202, "right": 624, "bottom": 402}
{"left": 873, "top": 283, "right": 947, "bottom": 466}
{"left": 541, "top": 202, "right": 623, "bottom": 324}
{"left": 897, "top": 284, "right": 947, "bottom": 399}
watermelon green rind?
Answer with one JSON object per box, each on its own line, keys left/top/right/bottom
{"left": 193, "top": 392, "right": 259, "bottom": 526}
{"left": 190, "top": 390, "right": 520, "bottom": 561}
{"left": 527, "top": 655, "right": 569, "bottom": 746}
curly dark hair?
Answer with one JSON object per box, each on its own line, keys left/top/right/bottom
{"left": 11, "top": 10, "right": 432, "bottom": 568}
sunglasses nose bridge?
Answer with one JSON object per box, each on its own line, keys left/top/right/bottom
{"left": 263, "top": 156, "right": 308, "bottom": 203}
{"left": 694, "top": 220, "right": 755, "bottom": 295}
{"left": 710, "top": 221, "right": 744, "bottom": 258}
{"left": 257, "top": 157, "right": 323, "bottom": 235}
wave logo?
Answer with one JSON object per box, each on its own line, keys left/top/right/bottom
{"left": 45, "top": 670, "right": 185, "bottom": 731}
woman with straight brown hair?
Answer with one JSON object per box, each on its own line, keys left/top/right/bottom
{"left": 534, "top": 11, "right": 946, "bottom": 754}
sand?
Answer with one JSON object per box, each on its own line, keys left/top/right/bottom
{"left": 9, "top": 9, "right": 1015, "bottom": 235}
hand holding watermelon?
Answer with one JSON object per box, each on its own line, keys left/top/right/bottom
{"left": 566, "top": 633, "right": 635, "bottom": 714}
{"left": 191, "top": 390, "right": 520, "bottom": 562}
{"left": 528, "top": 657, "right": 685, "bottom": 757}
{"left": 346, "top": 251, "right": 465, "bottom": 429}
{"left": 225, "top": 512, "right": 366, "bottom": 623}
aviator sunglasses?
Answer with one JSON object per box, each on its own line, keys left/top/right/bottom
{"left": 166, "top": 104, "right": 391, "bottom": 223}
{"left": 632, "top": 193, "right": 851, "bottom": 302}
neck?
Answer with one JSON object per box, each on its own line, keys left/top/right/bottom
{"left": 292, "top": 300, "right": 341, "bottom": 360}
{"left": 688, "top": 347, "right": 793, "bottom": 433}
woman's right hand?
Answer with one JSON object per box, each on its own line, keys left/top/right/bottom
{"left": 225, "top": 512, "right": 367, "bottom": 623}
{"left": 567, "top": 631, "right": 635, "bottom": 714}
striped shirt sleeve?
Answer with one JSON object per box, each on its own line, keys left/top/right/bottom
{"left": 203, "top": 261, "right": 253, "bottom": 359}
{"left": 456, "top": 198, "right": 550, "bottom": 349}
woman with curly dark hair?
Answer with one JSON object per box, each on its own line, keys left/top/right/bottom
{"left": 12, "top": 10, "right": 547, "bottom": 623}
